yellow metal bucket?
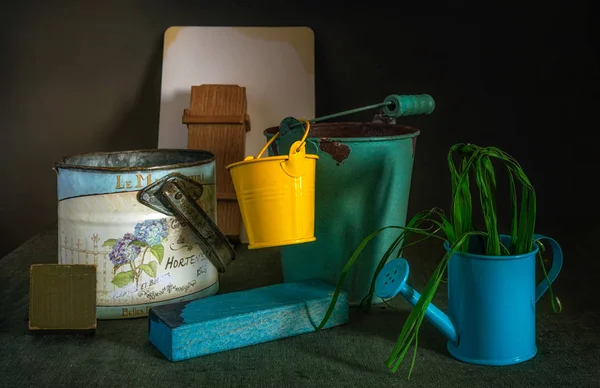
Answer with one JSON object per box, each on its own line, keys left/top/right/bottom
{"left": 226, "top": 120, "right": 318, "bottom": 249}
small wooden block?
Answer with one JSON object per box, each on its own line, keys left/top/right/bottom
{"left": 148, "top": 280, "right": 349, "bottom": 362}
{"left": 29, "top": 264, "right": 97, "bottom": 333}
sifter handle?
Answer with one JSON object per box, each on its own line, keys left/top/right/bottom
{"left": 382, "top": 94, "right": 436, "bottom": 117}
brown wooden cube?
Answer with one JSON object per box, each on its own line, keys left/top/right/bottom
{"left": 29, "top": 264, "right": 97, "bottom": 332}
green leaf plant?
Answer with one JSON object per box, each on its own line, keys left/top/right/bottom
{"left": 315, "top": 143, "right": 562, "bottom": 379}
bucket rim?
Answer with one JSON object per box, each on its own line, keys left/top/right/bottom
{"left": 263, "top": 122, "right": 420, "bottom": 142}
{"left": 226, "top": 154, "right": 318, "bottom": 170}
{"left": 55, "top": 148, "right": 215, "bottom": 172}
{"left": 443, "top": 234, "right": 540, "bottom": 261}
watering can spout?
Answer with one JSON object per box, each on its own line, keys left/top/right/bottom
{"left": 375, "top": 258, "right": 458, "bottom": 346}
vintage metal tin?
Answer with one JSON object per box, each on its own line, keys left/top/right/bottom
{"left": 55, "top": 149, "right": 234, "bottom": 320}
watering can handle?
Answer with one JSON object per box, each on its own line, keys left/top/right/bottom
{"left": 382, "top": 94, "right": 436, "bottom": 117}
{"left": 137, "top": 173, "right": 236, "bottom": 273}
{"left": 161, "top": 180, "right": 236, "bottom": 273}
{"left": 533, "top": 234, "right": 563, "bottom": 303}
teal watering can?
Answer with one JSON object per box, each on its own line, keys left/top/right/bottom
{"left": 375, "top": 234, "right": 563, "bottom": 366}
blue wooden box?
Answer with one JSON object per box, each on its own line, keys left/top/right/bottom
{"left": 148, "top": 280, "right": 349, "bottom": 362}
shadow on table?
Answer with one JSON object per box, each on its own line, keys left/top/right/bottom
{"left": 291, "top": 304, "right": 450, "bottom": 374}
{"left": 94, "top": 317, "right": 173, "bottom": 361}
{"left": 353, "top": 304, "right": 447, "bottom": 348}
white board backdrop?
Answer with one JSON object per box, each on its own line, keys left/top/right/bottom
{"left": 157, "top": 26, "right": 316, "bottom": 243}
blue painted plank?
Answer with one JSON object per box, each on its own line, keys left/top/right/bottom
{"left": 148, "top": 279, "right": 349, "bottom": 362}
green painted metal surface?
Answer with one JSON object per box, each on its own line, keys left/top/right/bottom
{"left": 264, "top": 123, "right": 420, "bottom": 305}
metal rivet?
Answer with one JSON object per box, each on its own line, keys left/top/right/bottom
{"left": 142, "top": 193, "right": 150, "bottom": 201}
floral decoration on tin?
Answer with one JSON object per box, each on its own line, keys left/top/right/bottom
{"left": 102, "top": 218, "right": 169, "bottom": 289}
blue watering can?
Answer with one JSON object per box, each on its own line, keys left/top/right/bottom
{"left": 375, "top": 234, "right": 563, "bottom": 366}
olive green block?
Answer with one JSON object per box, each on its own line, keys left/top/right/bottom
{"left": 29, "top": 264, "right": 97, "bottom": 332}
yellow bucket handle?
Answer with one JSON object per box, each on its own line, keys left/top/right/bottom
{"left": 256, "top": 119, "right": 311, "bottom": 159}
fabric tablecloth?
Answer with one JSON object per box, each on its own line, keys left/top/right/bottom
{"left": 0, "top": 227, "right": 597, "bottom": 387}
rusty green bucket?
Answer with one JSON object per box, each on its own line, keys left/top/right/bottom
{"left": 264, "top": 122, "right": 420, "bottom": 305}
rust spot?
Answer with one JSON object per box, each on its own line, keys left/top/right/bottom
{"left": 319, "top": 138, "right": 350, "bottom": 165}
{"left": 412, "top": 137, "right": 418, "bottom": 158}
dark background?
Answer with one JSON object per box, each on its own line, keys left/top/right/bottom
{"left": 0, "top": 1, "right": 598, "bottom": 261}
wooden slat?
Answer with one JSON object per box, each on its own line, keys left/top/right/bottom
{"left": 217, "top": 192, "right": 238, "bottom": 201}
{"left": 185, "top": 85, "right": 248, "bottom": 240}
{"left": 182, "top": 112, "right": 246, "bottom": 125}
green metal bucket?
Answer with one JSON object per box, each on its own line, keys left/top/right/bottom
{"left": 264, "top": 122, "right": 420, "bottom": 305}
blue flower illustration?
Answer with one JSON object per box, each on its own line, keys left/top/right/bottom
{"left": 104, "top": 219, "right": 169, "bottom": 289}
{"left": 108, "top": 233, "right": 141, "bottom": 265}
{"left": 133, "top": 218, "right": 169, "bottom": 246}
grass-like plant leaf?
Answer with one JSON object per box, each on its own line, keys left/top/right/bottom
{"left": 508, "top": 169, "right": 519, "bottom": 253}
{"left": 475, "top": 155, "right": 499, "bottom": 255}
{"left": 448, "top": 144, "right": 478, "bottom": 251}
